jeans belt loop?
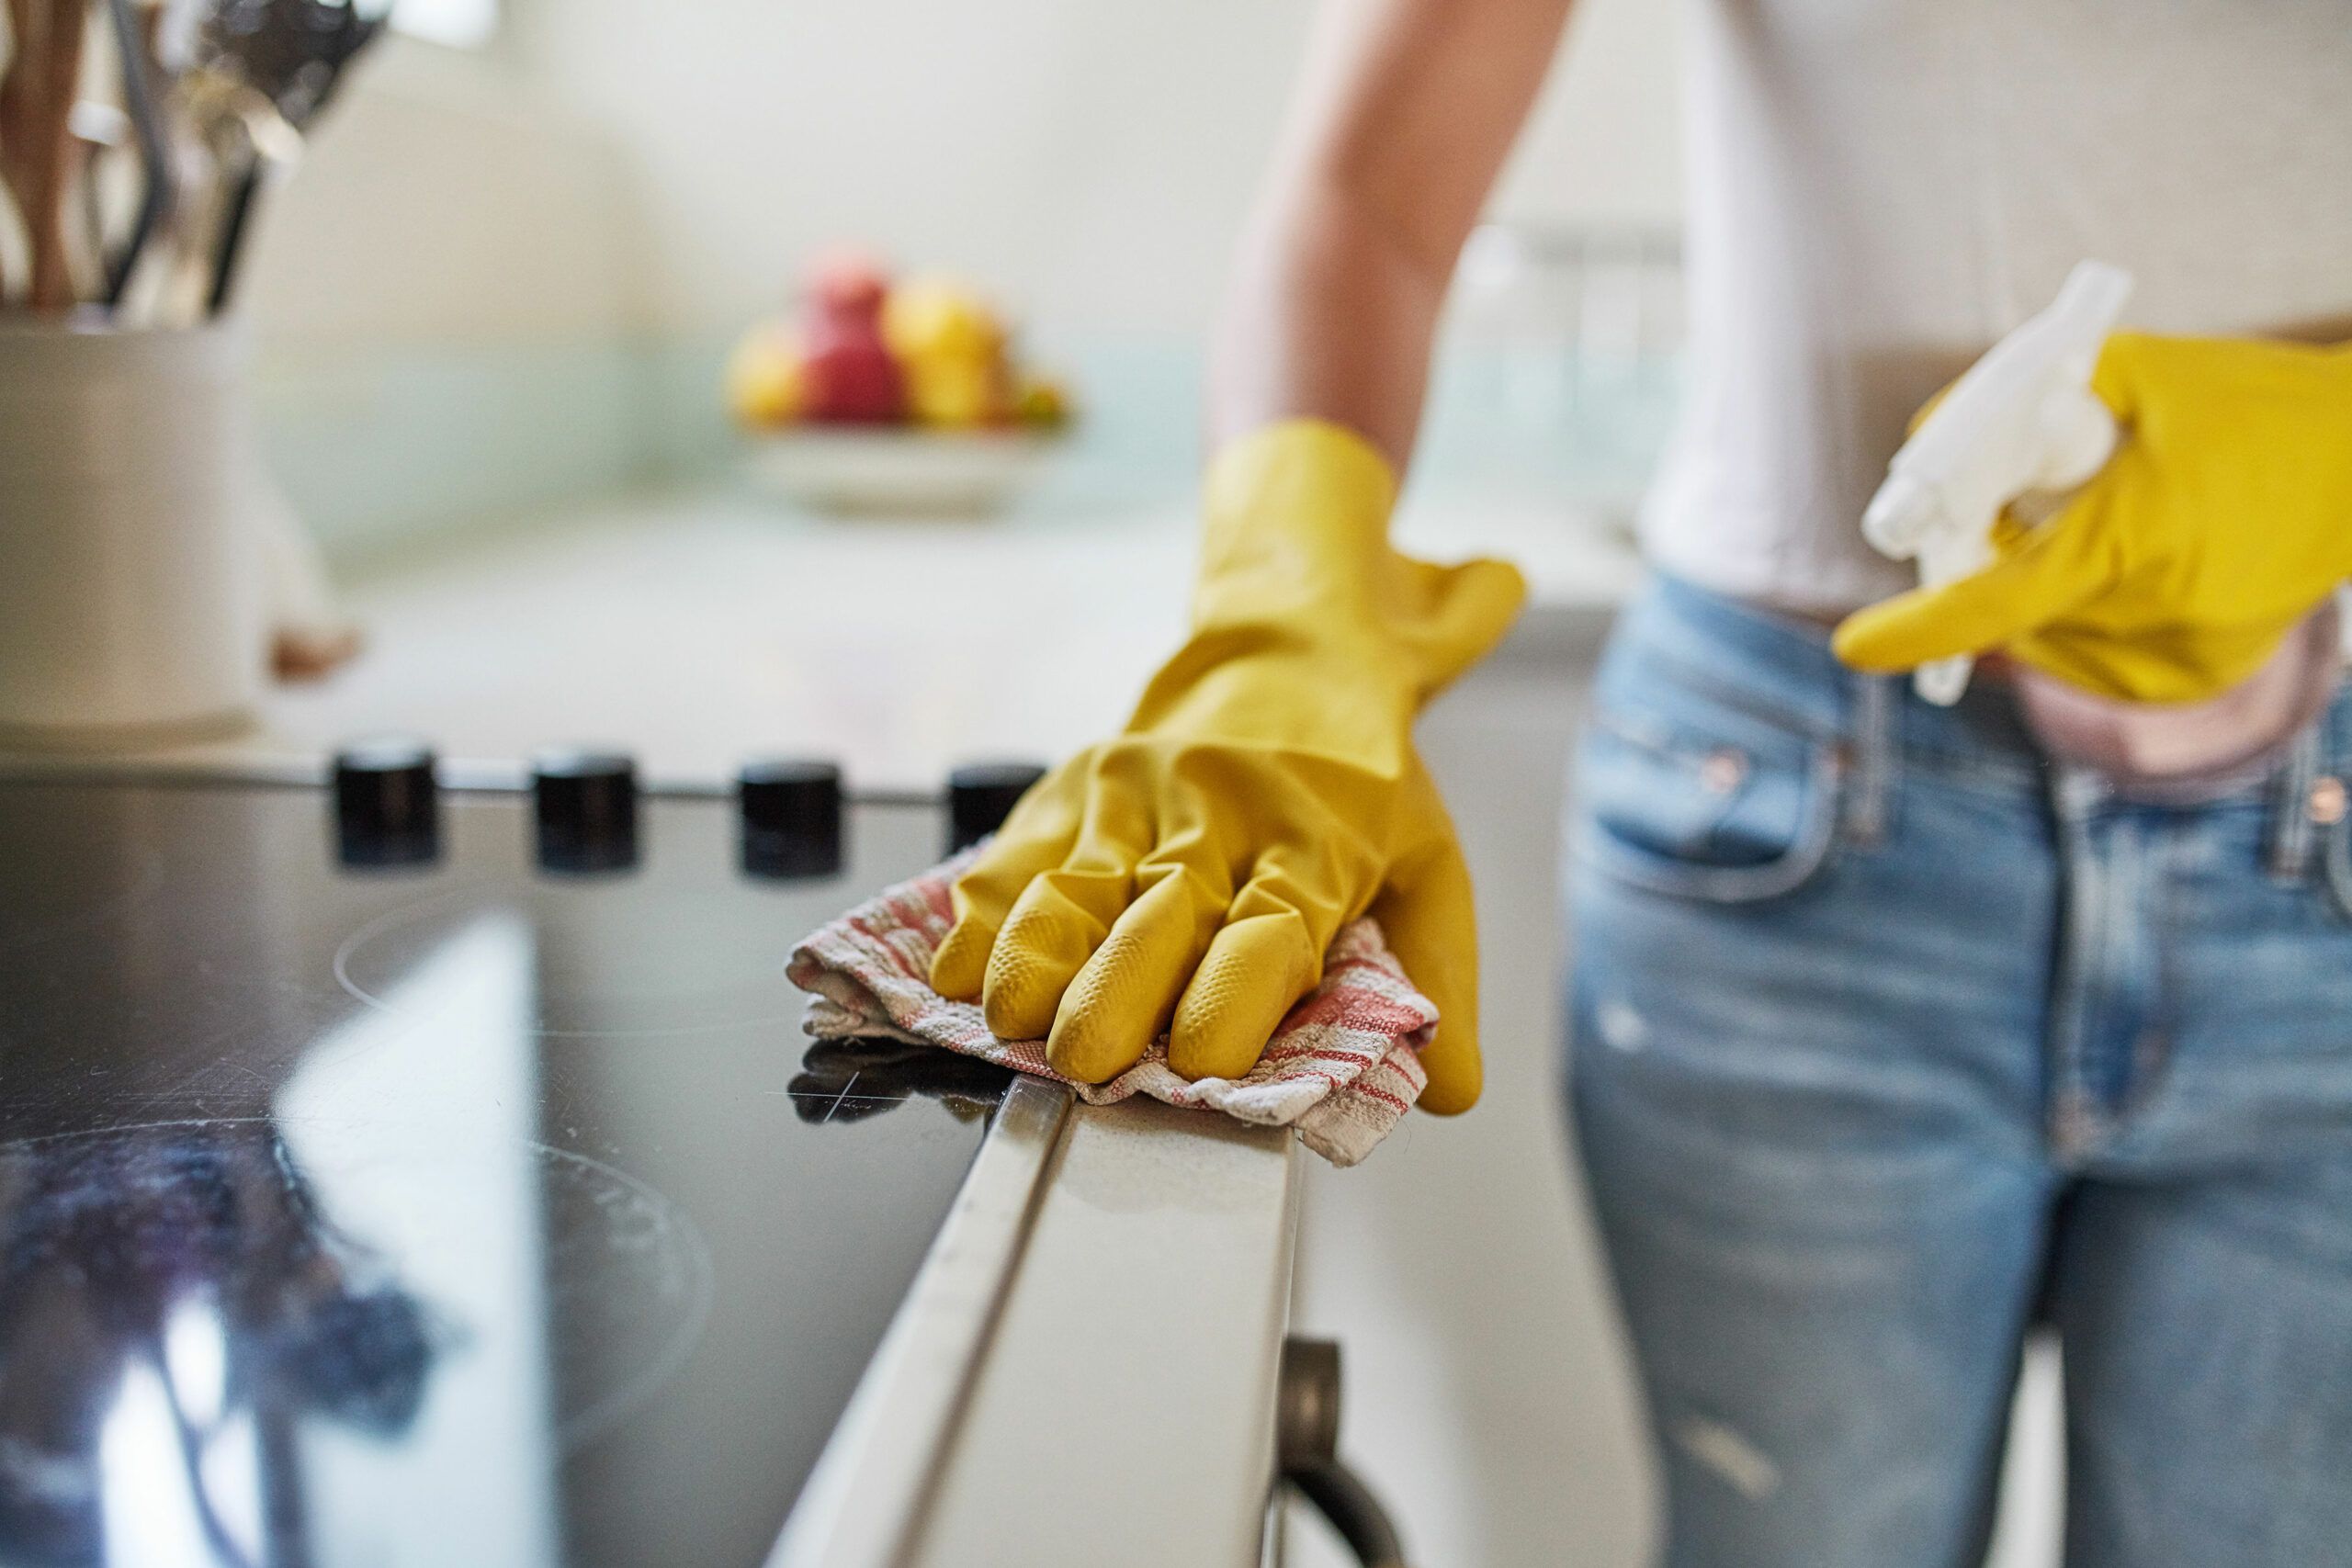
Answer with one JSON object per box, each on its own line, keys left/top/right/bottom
{"left": 1842, "top": 672, "right": 1896, "bottom": 849}
{"left": 2267, "top": 724, "right": 2324, "bottom": 881}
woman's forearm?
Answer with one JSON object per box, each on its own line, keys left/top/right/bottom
{"left": 1210, "top": 173, "right": 1454, "bottom": 467}
{"left": 1207, "top": 0, "right": 1578, "bottom": 470}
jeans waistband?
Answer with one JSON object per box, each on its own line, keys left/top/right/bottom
{"left": 1607, "top": 574, "right": 2352, "bottom": 811}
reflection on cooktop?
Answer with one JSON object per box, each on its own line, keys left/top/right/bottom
{"left": 0, "top": 1121, "right": 429, "bottom": 1565}
{"left": 335, "top": 884, "right": 811, "bottom": 1038}
{"left": 787, "top": 1039, "right": 1018, "bottom": 1126}
{"left": 0, "top": 775, "right": 1008, "bottom": 1568}
{"left": 0, "top": 1114, "right": 719, "bottom": 1566}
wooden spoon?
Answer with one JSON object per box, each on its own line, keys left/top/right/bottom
{"left": 0, "top": 0, "right": 37, "bottom": 301}
{"left": 1, "top": 0, "right": 88, "bottom": 313}
{"left": 27, "top": 0, "right": 89, "bottom": 311}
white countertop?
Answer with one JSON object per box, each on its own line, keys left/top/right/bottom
{"left": 130, "top": 484, "right": 1642, "bottom": 794}
{"left": 910, "top": 1098, "right": 1301, "bottom": 1568}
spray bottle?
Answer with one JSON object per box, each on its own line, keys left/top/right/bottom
{"left": 1861, "top": 260, "right": 2136, "bottom": 705}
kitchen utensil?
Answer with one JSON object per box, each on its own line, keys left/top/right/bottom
{"left": 67, "top": 96, "right": 121, "bottom": 265}
{"left": 0, "top": 2, "right": 15, "bottom": 296}
{"left": 180, "top": 0, "right": 380, "bottom": 316}
{"left": 153, "top": 68, "right": 282, "bottom": 322}
{"left": 202, "top": 150, "right": 258, "bottom": 308}
{"left": 198, "top": 0, "right": 380, "bottom": 126}
{"left": 99, "top": 0, "right": 174, "bottom": 307}
{"left": 0, "top": 0, "right": 90, "bottom": 313}
{"left": 2, "top": 0, "right": 36, "bottom": 299}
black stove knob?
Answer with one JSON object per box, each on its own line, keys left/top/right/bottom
{"left": 947, "top": 761, "right": 1047, "bottom": 854}
{"left": 333, "top": 737, "right": 440, "bottom": 866}
{"left": 739, "top": 758, "right": 842, "bottom": 878}
{"left": 533, "top": 747, "right": 639, "bottom": 872}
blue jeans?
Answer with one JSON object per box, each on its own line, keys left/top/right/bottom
{"left": 1566, "top": 576, "right": 2352, "bottom": 1568}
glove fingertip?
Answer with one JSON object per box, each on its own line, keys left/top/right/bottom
{"left": 1453, "top": 556, "right": 1530, "bottom": 633}
{"left": 1168, "top": 970, "right": 1281, "bottom": 1081}
{"left": 1368, "top": 823, "right": 1486, "bottom": 1119}
{"left": 2090, "top": 330, "right": 2153, "bottom": 412}
{"left": 1167, "top": 1012, "right": 1272, "bottom": 1083}
{"left": 1829, "top": 603, "right": 1930, "bottom": 671}
{"left": 1415, "top": 1038, "right": 1481, "bottom": 1115}
{"left": 1467, "top": 553, "right": 1529, "bottom": 603}
{"left": 1044, "top": 1014, "right": 1145, "bottom": 1086}
{"left": 982, "top": 977, "right": 1061, "bottom": 1045}
{"left": 929, "top": 921, "right": 991, "bottom": 1000}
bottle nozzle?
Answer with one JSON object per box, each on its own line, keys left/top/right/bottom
{"left": 1861, "top": 473, "right": 1936, "bottom": 558}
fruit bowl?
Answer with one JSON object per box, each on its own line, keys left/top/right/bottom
{"left": 741, "top": 426, "right": 1065, "bottom": 518}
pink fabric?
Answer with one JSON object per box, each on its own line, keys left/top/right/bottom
{"left": 786, "top": 851, "right": 1434, "bottom": 1166}
{"left": 2008, "top": 599, "right": 2345, "bottom": 800}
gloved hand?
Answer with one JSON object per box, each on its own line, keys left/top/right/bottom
{"left": 1834, "top": 333, "right": 2352, "bottom": 703}
{"left": 929, "top": 420, "right": 1524, "bottom": 1112}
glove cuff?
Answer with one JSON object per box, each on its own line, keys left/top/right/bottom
{"left": 1197, "top": 419, "right": 1398, "bottom": 600}
{"left": 1193, "top": 417, "right": 1524, "bottom": 689}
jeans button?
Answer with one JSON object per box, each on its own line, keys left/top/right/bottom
{"left": 1700, "top": 749, "right": 1747, "bottom": 795}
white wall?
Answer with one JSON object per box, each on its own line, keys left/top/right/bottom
{"left": 506, "top": 0, "right": 1681, "bottom": 337}
{"left": 242, "top": 38, "right": 657, "bottom": 554}
{"left": 250, "top": 0, "right": 1684, "bottom": 353}
{"left": 245, "top": 37, "right": 644, "bottom": 355}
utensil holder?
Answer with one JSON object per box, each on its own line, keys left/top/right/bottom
{"left": 0, "top": 321, "right": 266, "bottom": 747}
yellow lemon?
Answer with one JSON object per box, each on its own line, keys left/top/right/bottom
{"left": 725, "top": 326, "right": 803, "bottom": 428}
{"left": 881, "top": 276, "right": 1005, "bottom": 362}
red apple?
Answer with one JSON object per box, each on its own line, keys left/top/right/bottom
{"left": 797, "top": 252, "right": 905, "bottom": 423}
{"left": 808, "top": 248, "right": 889, "bottom": 316}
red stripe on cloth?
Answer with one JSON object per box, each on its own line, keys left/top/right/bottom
{"left": 844, "top": 914, "right": 925, "bottom": 982}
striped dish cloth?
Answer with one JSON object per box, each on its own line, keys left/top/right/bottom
{"left": 786, "top": 850, "right": 1435, "bottom": 1166}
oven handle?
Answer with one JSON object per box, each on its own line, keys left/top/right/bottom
{"left": 1275, "top": 1337, "right": 1409, "bottom": 1568}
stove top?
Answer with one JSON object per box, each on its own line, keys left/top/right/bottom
{"left": 0, "top": 755, "right": 1030, "bottom": 1568}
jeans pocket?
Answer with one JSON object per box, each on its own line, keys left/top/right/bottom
{"left": 1569, "top": 699, "right": 1845, "bottom": 905}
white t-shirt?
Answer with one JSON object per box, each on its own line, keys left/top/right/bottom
{"left": 1641, "top": 0, "right": 2352, "bottom": 615}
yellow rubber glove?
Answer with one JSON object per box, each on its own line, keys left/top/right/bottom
{"left": 929, "top": 419, "right": 1525, "bottom": 1112}
{"left": 1834, "top": 333, "right": 2352, "bottom": 703}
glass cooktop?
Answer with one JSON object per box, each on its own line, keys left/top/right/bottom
{"left": 0, "top": 773, "right": 1009, "bottom": 1568}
